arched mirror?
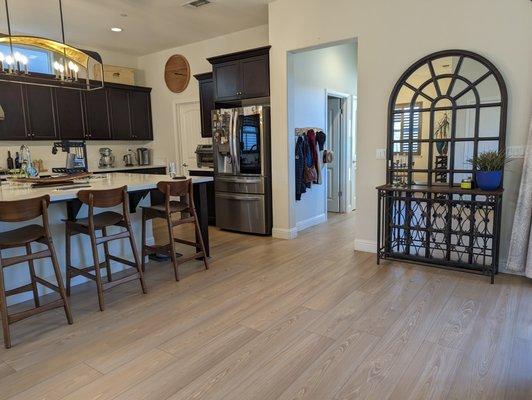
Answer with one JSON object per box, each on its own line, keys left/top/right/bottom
{"left": 387, "top": 50, "right": 507, "bottom": 187}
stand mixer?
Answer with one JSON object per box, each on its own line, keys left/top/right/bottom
{"left": 98, "top": 148, "right": 115, "bottom": 168}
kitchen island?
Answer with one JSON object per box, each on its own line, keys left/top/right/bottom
{"left": 0, "top": 173, "right": 213, "bottom": 305}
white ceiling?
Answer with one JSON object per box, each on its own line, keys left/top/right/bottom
{"left": 0, "top": 0, "right": 273, "bottom": 56}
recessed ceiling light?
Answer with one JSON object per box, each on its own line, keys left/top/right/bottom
{"left": 111, "top": 27, "right": 123, "bottom": 32}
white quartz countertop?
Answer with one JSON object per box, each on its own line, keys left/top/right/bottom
{"left": 89, "top": 164, "right": 167, "bottom": 173}
{"left": 0, "top": 172, "right": 213, "bottom": 202}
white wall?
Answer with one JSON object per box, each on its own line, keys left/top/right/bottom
{"left": 137, "top": 25, "right": 269, "bottom": 166}
{"left": 290, "top": 42, "right": 357, "bottom": 227}
{"left": 268, "top": 0, "right": 532, "bottom": 269}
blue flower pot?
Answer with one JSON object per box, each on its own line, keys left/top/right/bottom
{"left": 475, "top": 170, "right": 502, "bottom": 191}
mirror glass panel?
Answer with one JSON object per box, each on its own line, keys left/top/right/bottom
{"left": 479, "top": 107, "right": 501, "bottom": 138}
{"left": 460, "top": 56, "right": 489, "bottom": 83}
{"left": 477, "top": 74, "right": 501, "bottom": 103}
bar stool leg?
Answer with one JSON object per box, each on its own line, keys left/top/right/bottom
{"left": 89, "top": 233, "right": 105, "bottom": 311}
{"left": 126, "top": 223, "right": 147, "bottom": 294}
{"left": 0, "top": 252, "right": 11, "bottom": 348}
{"left": 167, "top": 217, "right": 180, "bottom": 281}
{"left": 192, "top": 208, "right": 209, "bottom": 271}
{"left": 65, "top": 226, "right": 72, "bottom": 297}
{"left": 141, "top": 209, "right": 147, "bottom": 273}
{"left": 46, "top": 238, "right": 73, "bottom": 325}
{"left": 102, "top": 227, "right": 112, "bottom": 282}
{"left": 25, "top": 243, "right": 40, "bottom": 307}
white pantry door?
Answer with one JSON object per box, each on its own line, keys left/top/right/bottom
{"left": 327, "top": 96, "right": 342, "bottom": 212}
{"left": 175, "top": 102, "right": 209, "bottom": 175}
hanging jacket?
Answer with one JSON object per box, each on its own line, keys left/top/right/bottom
{"left": 307, "top": 129, "right": 320, "bottom": 184}
{"left": 316, "top": 130, "right": 326, "bottom": 151}
{"left": 295, "top": 136, "right": 306, "bottom": 200}
{"left": 302, "top": 136, "right": 316, "bottom": 187}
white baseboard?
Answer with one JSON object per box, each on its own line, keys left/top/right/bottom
{"left": 272, "top": 227, "right": 298, "bottom": 239}
{"left": 296, "top": 213, "right": 327, "bottom": 232}
{"left": 354, "top": 239, "right": 377, "bottom": 253}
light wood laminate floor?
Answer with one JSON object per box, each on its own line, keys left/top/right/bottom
{"left": 0, "top": 213, "right": 530, "bottom": 399}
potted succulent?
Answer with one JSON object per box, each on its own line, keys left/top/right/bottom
{"left": 467, "top": 150, "right": 509, "bottom": 190}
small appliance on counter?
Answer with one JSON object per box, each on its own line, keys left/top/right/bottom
{"left": 137, "top": 148, "right": 151, "bottom": 166}
{"left": 51, "top": 140, "right": 88, "bottom": 174}
{"left": 195, "top": 144, "right": 214, "bottom": 168}
{"left": 98, "top": 148, "right": 115, "bottom": 168}
{"left": 123, "top": 149, "right": 136, "bottom": 166}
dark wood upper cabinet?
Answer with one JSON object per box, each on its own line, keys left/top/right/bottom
{"left": 54, "top": 88, "right": 85, "bottom": 140}
{"left": 213, "top": 61, "right": 241, "bottom": 101}
{"left": 0, "top": 81, "right": 27, "bottom": 140}
{"left": 24, "top": 85, "right": 58, "bottom": 140}
{"left": 129, "top": 89, "right": 153, "bottom": 140}
{"left": 195, "top": 72, "right": 215, "bottom": 138}
{"left": 208, "top": 46, "right": 271, "bottom": 102}
{"left": 0, "top": 80, "right": 153, "bottom": 142}
{"left": 241, "top": 56, "right": 270, "bottom": 98}
{"left": 107, "top": 87, "right": 131, "bottom": 140}
{"left": 84, "top": 88, "right": 111, "bottom": 140}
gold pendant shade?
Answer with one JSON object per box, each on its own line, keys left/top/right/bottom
{"left": 0, "top": 0, "right": 104, "bottom": 90}
{"left": 0, "top": 36, "right": 91, "bottom": 67}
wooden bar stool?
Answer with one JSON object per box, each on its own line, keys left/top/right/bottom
{"left": 65, "top": 186, "right": 146, "bottom": 311}
{"left": 141, "top": 179, "right": 208, "bottom": 281}
{"left": 0, "top": 195, "right": 73, "bottom": 348}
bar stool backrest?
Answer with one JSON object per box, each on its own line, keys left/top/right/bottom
{"left": 77, "top": 186, "right": 129, "bottom": 228}
{"left": 0, "top": 195, "right": 50, "bottom": 223}
{"left": 78, "top": 186, "right": 127, "bottom": 208}
{"left": 157, "top": 180, "right": 192, "bottom": 208}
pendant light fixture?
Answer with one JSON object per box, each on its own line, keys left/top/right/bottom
{"left": 0, "top": 0, "right": 104, "bottom": 90}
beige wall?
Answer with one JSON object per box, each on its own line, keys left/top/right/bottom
{"left": 268, "top": 0, "right": 532, "bottom": 269}
{"left": 136, "top": 25, "right": 269, "bottom": 166}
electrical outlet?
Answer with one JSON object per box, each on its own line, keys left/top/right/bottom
{"left": 376, "top": 148, "right": 387, "bottom": 160}
{"left": 506, "top": 146, "right": 525, "bottom": 158}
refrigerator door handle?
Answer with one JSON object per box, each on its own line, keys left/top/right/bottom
{"left": 216, "top": 193, "right": 262, "bottom": 201}
{"left": 216, "top": 176, "right": 263, "bottom": 183}
{"left": 232, "top": 109, "right": 241, "bottom": 174}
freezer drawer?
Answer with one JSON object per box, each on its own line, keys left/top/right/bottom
{"left": 215, "top": 175, "right": 266, "bottom": 194}
{"left": 215, "top": 192, "right": 269, "bottom": 234}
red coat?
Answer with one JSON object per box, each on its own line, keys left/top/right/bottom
{"left": 306, "top": 129, "right": 320, "bottom": 184}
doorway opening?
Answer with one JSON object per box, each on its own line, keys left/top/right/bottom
{"left": 326, "top": 92, "right": 358, "bottom": 213}
{"left": 174, "top": 101, "right": 210, "bottom": 175}
{"left": 327, "top": 94, "right": 345, "bottom": 212}
{"left": 287, "top": 39, "right": 358, "bottom": 232}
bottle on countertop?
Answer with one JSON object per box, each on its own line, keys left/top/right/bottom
{"left": 14, "top": 152, "right": 20, "bottom": 169}
{"left": 6, "top": 150, "right": 14, "bottom": 170}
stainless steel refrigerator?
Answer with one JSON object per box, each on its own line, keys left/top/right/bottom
{"left": 212, "top": 106, "right": 272, "bottom": 235}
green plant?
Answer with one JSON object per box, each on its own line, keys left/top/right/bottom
{"left": 467, "top": 150, "right": 509, "bottom": 171}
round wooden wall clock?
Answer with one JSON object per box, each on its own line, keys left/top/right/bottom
{"left": 164, "top": 54, "right": 191, "bottom": 93}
